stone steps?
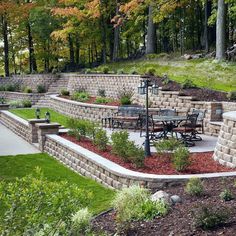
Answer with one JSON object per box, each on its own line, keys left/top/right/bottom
{"left": 47, "top": 77, "right": 69, "bottom": 93}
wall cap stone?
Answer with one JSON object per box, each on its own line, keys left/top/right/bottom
{"left": 1, "top": 110, "right": 29, "bottom": 126}
{"left": 36, "top": 123, "right": 60, "bottom": 129}
{"left": 223, "top": 111, "right": 236, "bottom": 122}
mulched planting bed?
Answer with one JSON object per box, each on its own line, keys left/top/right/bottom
{"left": 59, "top": 95, "right": 120, "bottom": 106}
{"left": 151, "top": 76, "right": 232, "bottom": 102}
{"left": 92, "top": 177, "right": 236, "bottom": 236}
{"left": 60, "top": 133, "right": 234, "bottom": 175}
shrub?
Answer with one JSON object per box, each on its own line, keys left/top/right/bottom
{"left": 117, "top": 69, "right": 124, "bottom": 74}
{"left": 71, "top": 91, "right": 90, "bottom": 102}
{"left": 94, "top": 97, "right": 112, "bottom": 104}
{"left": 227, "top": 91, "right": 236, "bottom": 101}
{"left": 185, "top": 177, "right": 204, "bottom": 196}
{"left": 162, "top": 74, "right": 171, "bottom": 85}
{"left": 23, "top": 86, "right": 32, "bottom": 93}
{"left": 112, "top": 185, "right": 168, "bottom": 229}
{"left": 22, "top": 99, "right": 32, "bottom": 108}
{"left": 71, "top": 208, "right": 92, "bottom": 234}
{"left": 5, "top": 83, "right": 17, "bottom": 92}
{"left": 0, "top": 168, "right": 90, "bottom": 235}
{"left": 154, "top": 138, "right": 183, "bottom": 154}
{"left": 93, "top": 128, "right": 109, "bottom": 151}
{"left": 111, "top": 131, "right": 129, "bottom": 158}
{"left": 0, "top": 97, "right": 6, "bottom": 104}
{"left": 182, "top": 79, "right": 197, "bottom": 89}
{"left": 85, "top": 68, "right": 92, "bottom": 74}
{"left": 219, "top": 189, "right": 234, "bottom": 201}
{"left": 97, "top": 89, "right": 106, "bottom": 97}
{"left": 192, "top": 205, "right": 229, "bottom": 230}
{"left": 37, "top": 84, "right": 46, "bottom": 93}
{"left": 61, "top": 89, "right": 70, "bottom": 96}
{"left": 118, "top": 88, "right": 134, "bottom": 105}
{"left": 172, "top": 146, "right": 190, "bottom": 172}
{"left": 111, "top": 131, "right": 145, "bottom": 167}
{"left": 0, "top": 85, "right": 6, "bottom": 91}
{"left": 101, "top": 66, "right": 109, "bottom": 74}
{"left": 9, "top": 100, "right": 23, "bottom": 108}
{"left": 145, "top": 67, "right": 156, "bottom": 76}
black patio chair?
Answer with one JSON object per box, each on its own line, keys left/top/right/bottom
{"left": 192, "top": 109, "right": 206, "bottom": 134}
{"left": 172, "top": 113, "right": 199, "bottom": 147}
{"left": 159, "top": 108, "right": 177, "bottom": 116}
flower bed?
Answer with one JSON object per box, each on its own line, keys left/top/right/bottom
{"left": 60, "top": 133, "right": 233, "bottom": 175}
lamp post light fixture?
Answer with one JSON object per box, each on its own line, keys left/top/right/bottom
{"left": 138, "top": 75, "right": 159, "bottom": 158}
{"left": 35, "top": 108, "right": 41, "bottom": 119}
{"left": 45, "top": 111, "right": 51, "bottom": 123}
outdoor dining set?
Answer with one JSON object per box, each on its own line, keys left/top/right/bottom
{"left": 102, "top": 105, "right": 206, "bottom": 147}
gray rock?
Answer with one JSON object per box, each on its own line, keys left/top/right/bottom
{"left": 170, "top": 195, "right": 182, "bottom": 204}
{"left": 151, "top": 190, "right": 170, "bottom": 204}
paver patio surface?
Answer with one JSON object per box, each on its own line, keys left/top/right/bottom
{"left": 0, "top": 123, "right": 40, "bottom": 156}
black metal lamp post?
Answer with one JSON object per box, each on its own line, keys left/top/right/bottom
{"left": 45, "top": 111, "right": 50, "bottom": 123}
{"left": 35, "top": 108, "right": 41, "bottom": 119}
{"left": 138, "top": 75, "right": 159, "bottom": 157}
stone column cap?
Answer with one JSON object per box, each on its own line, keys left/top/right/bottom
{"left": 223, "top": 111, "right": 236, "bottom": 122}
{"left": 28, "top": 119, "right": 48, "bottom": 124}
{"left": 36, "top": 123, "right": 60, "bottom": 129}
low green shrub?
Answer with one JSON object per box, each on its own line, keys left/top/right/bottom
{"left": 0, "top": 168, "right": 91, "bottom": 235}
{"left": 94, "top": 97, "right": 112, "bottom": 104}
{"left": 22, "top": 99, "right": 32, "bottom": 108}
{"left": 185, "top": 177, "right": 204, "bottom": 196}
{"left": 117, "top": 69, "right": 124, "bottom": 74}
{"left": 118, "top": 88, "right": 134, "bottom": 105}
{"left": 112, "top": 185, "right": 168, "bottom": 230}
{"left": 0, "top": 85, "right": 6, "bottom": 91}
{"left": 154, "top": 138, "right": 183, "bottom": 154}
{"left": 85, "top": 68, "right": 92, "bottom": 74}
{"left": 101, "top": 66, "right": 109, "bottom": 74}
{"left": 0, "top": 97, "right": 6, "bottom": 104}
{"left": 182, "top": 79, "right": 197, "bottom": 89}
{"left": 219, "top": 189, "right": 234, "bottom": 201}
{"left": 172, "top": 146, "right": 190, "bottom": 172}
{"left": 192, "top": 205, "right": 229, "bottom": 230}
{"left": 145, "top": 67, "right": 156, "bottom": 76}
{"left": 23, "top": 86, "right": 32, "bottom": 93}
{"left": 227, "top": 91, "right": 236, "bottom": 101}
{"left": 71, "top": 91, "right": 90, "bottom": 102}
{"left": 97, "top": 89, "right": 106, "bottom": 97}
{"left": 129, "top": 67, "right": 138, "bottom": 75}
{"left": 111, "top": 131, "right": 145, "bottom": 167}
{"left": 5, "top": 83, "right": 18, "bottom": 92}
{"left": 93, "top": 128, "right": 109, "bottom": 151}
{"left": 61, "top": 89, "right": 70, "bottom": 96}
{"left": 37, "top": 84, "right": 46, "bottom": 93}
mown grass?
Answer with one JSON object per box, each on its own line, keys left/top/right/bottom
{"left": 97, "top": 58, "right": 236, "bottom": 92}
{"left": 10, "top": 108, "right": 69, "bottom": 127}
{"left": 0, "top": 153, "right": 114, "bottom": 215}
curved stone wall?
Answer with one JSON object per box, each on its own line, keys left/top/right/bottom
{"left": 213, "top": 111, "right": 236, "bottom": 168}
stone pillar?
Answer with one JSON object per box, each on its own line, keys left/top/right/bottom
{"left": 36, "top": 123, "right": 60, "bottom": 152}
{"left": 0, "top": 104, "right": 10, "bottom": 110}
{"left": 28, "top": 119, "right": 47, "bottom": 143}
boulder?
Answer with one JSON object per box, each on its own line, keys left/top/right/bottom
{"left": 170, "top": 195, "right": 182, "bottom": 204}
{"left": 151, "top": 190, "right": 170, "bottom": 204}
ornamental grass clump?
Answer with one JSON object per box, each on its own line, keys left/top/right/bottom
{"left": 219, "top": 189, "right": 234, "bottom": 201}
{"left": 185, "top": 177, "right": 204, "bottom": 196}
{"left": 113, "top": 185, "right": 168, "bottom": 230}
{"left": 154, "top": 138, "right": 183, "bottom": 154}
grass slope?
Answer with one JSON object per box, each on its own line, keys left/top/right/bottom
{"left": 98, "top": 58, "right": 236, "bottom": 92}
{"left": 10, "top": 108, "right": 69, "bottom": 127}
{"left": 0, "top": 153, "right": 114, "bottom": 214}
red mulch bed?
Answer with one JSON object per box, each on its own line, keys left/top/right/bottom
{"left": 60, "top": 95, "right": 120, "bottom": 106}
{"left": 60, "top": 133, "right": 234, "bottom": 175}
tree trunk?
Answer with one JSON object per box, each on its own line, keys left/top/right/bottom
{"left": 203, "top": 0, "right": 211, "bottom": 52}
{"left": 216, "top": 0, "right": 226, "bottom": 60}
{"left": 75, "top": 34, "right": 80, "bottom": 65}
{"left": 28, "top": 22, "right": 37, "bottom": 73}
{"left": 68, "top": 34, "right": 75, "bottom": 66}
{"left": 1, "top": 15, "right": 9, "bottom": 77}
{"left": 112, "top": 0, "right": 119, "bottom": 61}
{"left": 146, "top": 5, "right": 157, "bottom": 54}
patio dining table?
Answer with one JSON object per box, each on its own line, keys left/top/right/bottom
{"left": 152, "top": 115, "right": 187, "bottom": 139}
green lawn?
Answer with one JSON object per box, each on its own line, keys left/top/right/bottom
{"left": 0, "top": 153, "right": 114, "bottom": 215}
{"left": 98, "top": 58, "right": 236, "bottom": 92}
{"left": 10, "top": 108, "right": 69, "bottom": 127}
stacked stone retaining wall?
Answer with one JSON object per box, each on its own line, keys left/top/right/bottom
{"left": 213, "top": 112, "right": 236, "bottom": 168}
